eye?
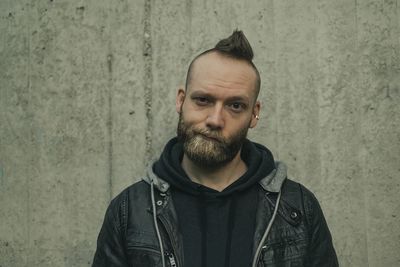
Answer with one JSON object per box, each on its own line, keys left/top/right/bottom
{"left": 228, "top": 102, "right": 246, "bottom": 112}
{"left": 193, "top": 97, "right": 210, "bottom": 106}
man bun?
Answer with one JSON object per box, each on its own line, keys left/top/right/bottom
{"left": 214, "top": 30, "right": 254, "bottom": 61}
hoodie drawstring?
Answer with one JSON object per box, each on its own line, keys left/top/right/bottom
{"left": 251, "top": 190, "right": 282, "bottom": 267}
{"left": 151, "top": 181, "right": 166, "bottom": 267}
{"left": 151, "top": 181, "right": 282, "bottom": 267}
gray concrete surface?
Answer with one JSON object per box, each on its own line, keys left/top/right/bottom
{"left": 1, "top": 0, "right": 399, "bottom": 266}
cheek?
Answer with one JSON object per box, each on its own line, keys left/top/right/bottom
{"left": 182, "top": 107, "right": 208, "bottom": 125}
{"left": 230, "top": 115, "right": 252, "bottom": 127}
{"left": 226, "top": 117, "right": 252, "bottom": 132}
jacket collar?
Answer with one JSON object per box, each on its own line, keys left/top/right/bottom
{"left": 143, "top": 161, "right": 287, "bottom": 193}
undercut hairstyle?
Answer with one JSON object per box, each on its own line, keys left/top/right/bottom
{"left": 185, "top": 30, "right": 261, "bottom": 99}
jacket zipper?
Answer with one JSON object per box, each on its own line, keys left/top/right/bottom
{"left": 158, "top": 215, "right": 180, "bottom": 267}
{"left": 166, "top": 252, "right": 177, "bottom": 267}
{"left": 128, "top": 244, "right": 177, "bottom": 266}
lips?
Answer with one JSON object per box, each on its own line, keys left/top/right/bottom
{"left": 198, "top": 133, "right": 222, "bottom": 143}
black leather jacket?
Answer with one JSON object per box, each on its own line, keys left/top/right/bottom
{"left": 92, "top": 162, "right": 338, "bottom": 267}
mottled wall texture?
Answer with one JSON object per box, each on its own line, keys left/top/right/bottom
{"left": 0, "top": 0, "right": 399, "bottom": 266}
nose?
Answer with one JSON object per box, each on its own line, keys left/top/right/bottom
{"left": 206, "top": 104, "right": 224, "bottom": 130}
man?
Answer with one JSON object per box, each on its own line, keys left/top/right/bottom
{"left": 92, "top": 30, "right": 338, "bottom": 267}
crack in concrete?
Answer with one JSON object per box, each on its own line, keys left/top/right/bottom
{"left": 143, "top": 0, "right": 153, "bottom": 162}
{"left": 107, "top": 54, "right": 113, "bottom": 200}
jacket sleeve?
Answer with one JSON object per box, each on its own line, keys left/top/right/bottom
{"left": 302, "top": 186, "right": 339, "bottom": 267}
{"left": 92, "top": 194, "right": 128, "bottom": 267}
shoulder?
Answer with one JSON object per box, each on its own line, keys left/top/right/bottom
{"left": 104, "top": 181, "right": 151, "bottom": 227}
{"left": 281, "top": 178, "right": 319, "bottom": 204}
{"left": 281, "top": 179, "right": 323, "bottom": 221}
{"left": 109, "top": 180, "right": 151, "bottom": 210}
{"left": 119, "top": 180, "right": 151, "bottom": 198}
{"left": 281, "top": 179, "right": 328, "bottom": 232}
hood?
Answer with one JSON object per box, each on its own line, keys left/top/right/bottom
{"left": 143, "top": 138, "right": 287, "bottom": 194}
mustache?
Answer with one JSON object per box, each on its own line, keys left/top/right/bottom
{"left": 194, "top": 129, "right": 225, "bottom": 143}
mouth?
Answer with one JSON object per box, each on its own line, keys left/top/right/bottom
{"left": 198, "top": 133, "right": 221, "bottom": 143}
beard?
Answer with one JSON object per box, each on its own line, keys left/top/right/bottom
{"left": 176, "top": 112, "right": 249, "bottom": 168}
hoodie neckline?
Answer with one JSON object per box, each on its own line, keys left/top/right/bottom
{"left": 152, "top": 137, "right": 276, "bottom": 197}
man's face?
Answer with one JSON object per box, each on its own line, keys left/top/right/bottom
{"left": 176, "top": 52, "right": 260, "bottom": 168}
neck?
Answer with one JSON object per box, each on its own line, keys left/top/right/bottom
{"left": 181, "top": 152, "right": 247, "bottom": 192}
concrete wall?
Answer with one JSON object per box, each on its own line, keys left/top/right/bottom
{"left": 1, "top": 0, "right": 399, "bottom": 266}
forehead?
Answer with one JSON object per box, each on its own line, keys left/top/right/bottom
{"left": 188, "top": 52, "right": 258, "bottom": 98}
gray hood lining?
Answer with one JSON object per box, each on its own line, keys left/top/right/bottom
{"left": 143, "top": 161, "right": 287, "bottom": 193}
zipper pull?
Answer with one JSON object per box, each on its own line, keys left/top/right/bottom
{"left": 167, "top": 252, "right": 177, "bottom": 267}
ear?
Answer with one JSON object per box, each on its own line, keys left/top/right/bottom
{"left": 249, "top": 101, "right": 261, "bottom": 128}
{"left": 176, "top": 87, "right": 186, "bottom": 113}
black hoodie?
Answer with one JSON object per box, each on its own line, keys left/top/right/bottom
{"left": 153, "top": 137, "right": 275, "bottom": 267}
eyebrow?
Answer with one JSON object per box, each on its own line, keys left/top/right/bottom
{"left": 225, "top": 96, "right": 250, "bottom": 103}
{"left": 190, "top": 90, "right": 250, "bottom": 103}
